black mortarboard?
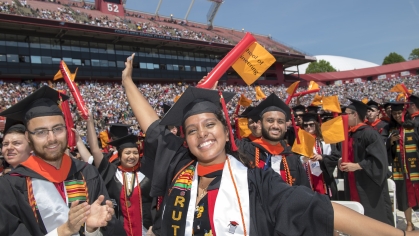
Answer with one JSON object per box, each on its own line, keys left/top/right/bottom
{"left": 292, "top": 105, "right": 306, "bottom": 113}
{"left": 248, "top": 93, "right": 291, "bottom": 120}
{"left": 160, "top": 87, "right": 235, "bottom": 126}
{"left": 107, "top": 134, "right": 138, "bottom": 150}
{"left": 383, "top": 102, "right": 392, "bottom": 109}
{"left": 409, "top": 95, "right": 419, "bottom": 107}
{"left": 321, "top": 113, "right": 334, "bottom": 122}
{"left": 367, "top": 100, "right": 380, "bottom": 111}
{"left": 302, "top": 113, "right": 317, "bottom": 123}
{"left": 109, "top": 123, "right": 131, "bottom": 140}
{"left": 389, "top": 102, "right": 412, "bottom": 112}
{"left": 346, "top": 98, "right": 369, "bottom": 120}
{"left": 0, "top": 86, "right": 69, "bottom": 123}
{"left": 162, "top": 104, "right": 171, "bottom": 114}
{"left": 306, "top": 106, "right": 319, "bottom": 114}
{"left": 239, "top": 106, "right": 254, "bottom": 118}
{"left": 4, "top": 118, "right": 25, "bottom": 134}
{"left": 340, "top": 105, "right": 346, "bottom": 114}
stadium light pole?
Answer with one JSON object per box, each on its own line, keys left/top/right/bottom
{"left": 184, "top": 0, "right": 195, "bottom": 22}
{"left": 155, "top": 0, "right": 163, "bottom": 16}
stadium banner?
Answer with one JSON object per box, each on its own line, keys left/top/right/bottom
{"left": 232, "top": 42, "right": 276, "bottom": 85}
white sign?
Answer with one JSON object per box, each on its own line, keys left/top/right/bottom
{"left": 334, "top": 80, "right": 342, "bottom": 85}
{"left": 377, "top": 74, "right": 386, "bottom": 80}
{"left": 107, "top": 3, "right": 119, "bottom": 12}
{"left": 401, "top": 71, "right": 410, "bottom": 76}
{"left": 354, "top": 78, "right": 362, "bottom": 83}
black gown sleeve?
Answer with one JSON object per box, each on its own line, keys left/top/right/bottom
{"left": 97, "top": 152, "right": 118, "bottom": 186}
{"left": 249, "top": 168, "right": 334, "bottom": 236}
{"left": 357, "top": 129, "right": 389, "bottom": 186}
{"left": 143, "top": 120, "right": 190, "bottom": 197}
{"left": 321, "top": 144, "right": 340, "bottom": 179}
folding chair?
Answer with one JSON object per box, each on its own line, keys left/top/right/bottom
{"left": 332, "top": 201, "right": 364, "bottom": 215}
{"left": 387, "top": 179, "right": 397, "bottom": 227}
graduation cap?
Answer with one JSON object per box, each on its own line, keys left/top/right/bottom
{"left": 292, "top": 105, "right": 306, "bottom": 113}
{"left": 0, "top": 86, "right": 69, "bottom": 123}
{"left": 302, "top": 113, "right": 318, "bottom": 123}
{"left": 366, "top": 100, "right": 380, "bottom": 111}
{"left": 239, "top": 106, "right": 254, "bottom": 118}
{"left": 388, "top": 102, "right": 412, "bottom": 112}
{"left": 306, "top": 106, "right": 319, "bottom": 114}
{"left": 162, "top": 104, "right": 171, "bottom": 114}
{"left": 160, "top": 87, "right": 235, "bottom": 126}
{"left": 321, "top": 113, "right": 334, "bottom": 122}
{"left": 248, "top": 93, "right": 291, "bottom": 120}
{"left": 109, "top": 123, "right": 131, "bottom": 140}
{"left": 160, "top": 86, "right": 237, "bottom": 151}
{"left": 3, "top": 118, "right": 25, "bottom": 134}
{"left": 382, "top": 102, "right": 392, "bottom": 109}
{"left": 346, "top": 98, "right": 369, "bottom": 120}
{"left": 340, "top": 105, "right": 346, "bottom": 114}
{"left": 409, "top": 94, "right": 419, "bottom": 107}
{"left": 107, "top": 134, "right": 138, "bottom": 150}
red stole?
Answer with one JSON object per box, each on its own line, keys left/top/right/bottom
{"left": 207, "top": 189, "right": 219, "bottom": 236}
{"left": 411, "top": 111, "right": 419, "bottom": 119}
{"left": 366, "top": 119, "right": 381, "bottom": 128}
{"left": 309, "top": 141, "right": 326, "bottom": 195}
{"left": 347, "top": 123, "right": 365, "bottom": 202}
{"left": 247, "top": 134, "right": 258, "bottom": 141}
{"left": 120, "top": 175, "right": 143, "bottom": 236}
{"left": 256, "top": 159, "right": 287, "bottom": 183}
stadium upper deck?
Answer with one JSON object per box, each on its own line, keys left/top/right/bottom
{"left": 0, "top": 0, "right": 314, "bottom": 85}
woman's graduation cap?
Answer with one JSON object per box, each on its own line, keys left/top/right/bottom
{"left": 302, "top": 113, "right": 318, "bottom": 123}
{"left": 409, "top": 94, "right": 419, "bottom": 107}
{"left": 107, "top": 134, "right": 138, "bottom": 150}
{"left": 346, "top": 98, "right": 369, "bottom": 120}
{"left": 388, "top": 102, "right": 412, "bottom": 112}
{"left": 160, "top": 86, "right": 237, "bottom": 150}
{"left": 0, "top": 86, "right": 69, "bottom": 123}
{"left": 248, "top": 93, "right": 291, "bottom": 120}
{"left": 109, "top": 123, "right": 131, "bottom": 140}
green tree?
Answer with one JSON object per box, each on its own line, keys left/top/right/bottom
{"left": 382, "top": 52, "right": 405, "bottom": 65}
{"left": 408, "top": 48, "right": 419, "bottom": 60}
{"left": 305, "top": 59, "right": 337, "bottom": 74}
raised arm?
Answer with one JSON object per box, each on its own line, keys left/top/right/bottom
{"left": 72, "top": 128, "right": 93, "bottom": 164}
{"left": 85, "top": 111, "right": 104, "bottom": 168}
{"left": 122, "top": 53, "right": 159, "bottom": 133}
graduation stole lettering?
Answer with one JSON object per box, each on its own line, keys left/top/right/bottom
{"left": 394, "top": 127, "right": 419, "bottom": 182}
{"left": 162, "top": 161, "right": 196, "bottom": 236}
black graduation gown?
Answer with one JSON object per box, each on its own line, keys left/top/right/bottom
{"left": 0, "top": 158, "right": 116, "bottom": 236}
{"left": 369, "top": 120, "right": 389, "bottom": 142}
{"left": 143, "top": 120, "right": 334, "bottom": 236}
{"left": 343, "top": 125, "right": 394, "bottom": 225}
{"left": 285, "top": 126, "right": 296, "bottom": 146}
{"left": 98, "top": 152, "right": 153, "bottom": 235}
{"left": 235, "top": 138, "right": 311, "bottom": 188}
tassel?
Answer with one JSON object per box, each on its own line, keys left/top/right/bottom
{"left": 219, "top": 91, "right": 238, "bottom": 151}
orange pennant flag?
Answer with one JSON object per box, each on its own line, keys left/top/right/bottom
{"left": 311, "top": 94, "right": 323, "bottom": 106}
{"left": 99, "top": 130, "right": 109, "bottom": 149}
{"left": 291, "top": 129, "right": 315, "bottom": 157}
{"left": 321, "top": 116, "right": 345, "bottom": 144}
{"left": 232, "top": 42, "right": 276, "bottom": 85}
{"left": 286, "top": 81, "right": 300, "bottom": 96}
{"left": 238, "top": 94, "right": 252, "bottom": 107}
{"left": 396, "top": 93, "right": 406, "bottom": 101}
{"left": 255, "top": 86, "right": 266, "bottom": 100}
{"left": 390, "top": 84, "right": 410, "bottom": 94}
{"left": 238, "top": 118, "right": 252, "bottom": 138}
{"left": 322, "top": 96, "right": 341, "bottom": 113}
{"left": 307, "top": 81, "right": 319, "bottom": 90}
{"left": 361, "top": 98, "right": 368, "bottom": 104}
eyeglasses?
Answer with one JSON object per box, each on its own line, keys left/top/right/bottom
{"left": 303, "top": 123, "right": 315, "bottom": 128}
{"left": 27, "top": 125, "right": 66, "bottom": 138}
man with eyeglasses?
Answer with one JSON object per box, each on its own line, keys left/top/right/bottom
{"left": 292, "top": 105, "right": 306, "bottom": 128}
{"left": 338, "top": 98, "right": 393, "bottom": 226}
{"left": 0, "top": 86, "right": 116, "bottom": 235}
{"left": 365, "top": 100, "right": 389, "bottom": 141}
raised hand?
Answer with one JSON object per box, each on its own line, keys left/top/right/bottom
{"left": 122, "top": 53, "right": 135, "bottom": 83}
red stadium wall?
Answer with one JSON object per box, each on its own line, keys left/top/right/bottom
{"left": 95, "top": 0, "right": 125, "bottom": 17}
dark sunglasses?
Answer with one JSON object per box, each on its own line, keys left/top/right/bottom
{"left": 303, "top": 123, "right": 315, "bottom": 128}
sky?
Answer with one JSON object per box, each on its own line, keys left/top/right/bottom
{"left": 125, "top": 0, "right": 419, "bottom": 65}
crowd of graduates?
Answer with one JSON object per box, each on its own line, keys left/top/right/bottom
{"left": 0, "top": 54, "right": 419, "bottom": 235}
